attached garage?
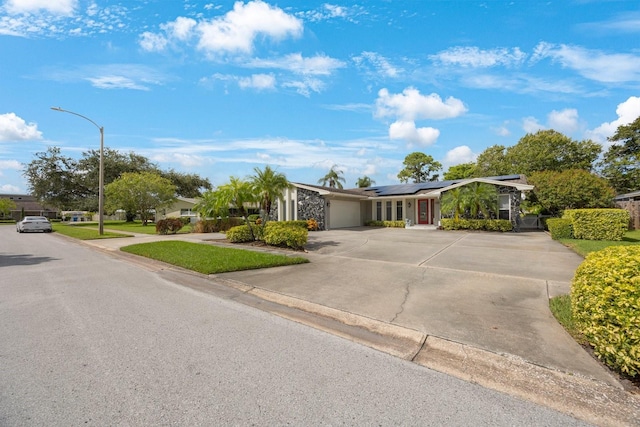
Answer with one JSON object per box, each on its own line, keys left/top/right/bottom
{"left": 327, "top": 199, "right": 361, "bottom": 229}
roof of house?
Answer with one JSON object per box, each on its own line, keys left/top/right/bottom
{"left": 0, "top": 194, "right": 56, "bottom": 211}
{"left": 615, "top": 190, "right": 640, "bottom": 201}
{"left": 293, "top": 175, "right": 532, "bottom": 199}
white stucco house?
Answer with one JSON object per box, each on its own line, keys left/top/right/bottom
{"left": 272, "top": 175, "right": 534, "bottom": 231}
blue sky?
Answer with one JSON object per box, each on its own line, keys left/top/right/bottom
{"left": 1, "top": 0, "right": 639, "bottom": 194}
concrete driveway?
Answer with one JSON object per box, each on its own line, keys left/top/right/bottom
{"left": 218, "top": 227, "right": 616, "bottom": 384}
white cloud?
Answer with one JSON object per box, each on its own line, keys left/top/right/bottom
{"left": 4, "top": 0, "right": 77, "bottom": 15}
{"left": 430, "top": 46, "right": 527, "bottom": 68}
{"left": 531, "top": 42, "right": 640, "bottom": 83}
{"left": 0, "top": 184, "right": 21, "bottom": 193}
{"left": 375, "top": 87, "right": 467, "bottom": 121}
{"left": 547, "top": 108, "right": 579, "bottom": 134}
{"left": 0, "top": 113, "right": 42, "bottom": 141}
{"left": 522, "top": 116, "right": 545, "bottom": 133}
{"left": 492, "top": 124, "right": 511, "bottom": 137}
{"left": 443, "top": 145, "right": 476, "bottom": 165}
{"left": 586, "top": 96, "right": 640, "bottom": 144}
{"left": 196, "top": 1, "right": 302, "bottom": 54}
{"left": 85, "top": 75, "right": 150, "bottom": 90}
{"left": 389, "top": 120, "right": 440, "bottom": 146}
{"left": 238, "top": 73, "right": 276, "bottom": 90}
{"left": 163, "top": 16, "right": 197, "bottom": 41}
{"left": 352, "top": 51, "right": 402, "bottom": 78}
{"left": 282, "top": 77, "right": 324, "bottom": 97}
{"left": 0, "top": 159, "right": 22, "bottom": 170}
{"left": 139, "top": 31, "right": 169, "bottom": 52}
{"left": 247, "top": 53, "right": 345, "bottom": 76}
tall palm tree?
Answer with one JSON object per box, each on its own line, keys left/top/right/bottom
{"left": 355, "top": 176, "right": 376, "bottom": 188}
{"left": 250, "top": 165, "right": 291, "bottom": 219}
{"left": 318, "top": 165, "right": 346, "bottom": 189}
{"left": 463, "top": 182, "right": 498, "bottom": 219}
{"left": 440, "top": 187, "right": 466, "bottom": 220}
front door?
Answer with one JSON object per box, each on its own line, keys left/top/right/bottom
{"left": 417, "top": 199, "right": 434, "bottom": 225}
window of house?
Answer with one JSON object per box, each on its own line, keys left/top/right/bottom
{"left": 376, "top": 201, "right": 382, "bottom": 221}
{"left": 396, "top": 201, "right": 403, "bottom": 220}
{"left": 180, "top": 208, "right": 194, "bottom": 216}
{"left": 498, "top": 194, "right": 510, "bottom": 220}
{"left": 386, "top": 201, "right": 392, "bottom": 220}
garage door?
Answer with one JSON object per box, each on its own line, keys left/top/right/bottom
{"left": 329, "top": 199, "right": 361, "bottom": 228}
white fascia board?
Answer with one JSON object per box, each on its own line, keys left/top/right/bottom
{"left": 429, "top": 178, "right": 534, "bottom": 196}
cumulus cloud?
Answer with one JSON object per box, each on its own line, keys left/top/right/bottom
{"left": 531, "top": 42, "right": 640, "bottom": 83}
{"left": 522, "top": 116, "right": 545, "bottom": 133}
{"left": 586, "top": 96, "right": 640, "bottom": 144}
{"left": 443, "top": 145, "right": 476, "bottom": 165}
{"left": 375, "top": 87, "right": 467, "bottom": 121}
{"left": 0, "top": 113, "right": 42, "bottom": 141}
{"left": 4, "top": 0, "right": 77, "bottom": 15}
{"left": 430, "top": 46, "right": 527, "bottom": 68}
{"left": 389, "top": 121, "right": 440, "bottom": 146}
{"left": 547, "top": 108, "right": 579, "bottom": 134}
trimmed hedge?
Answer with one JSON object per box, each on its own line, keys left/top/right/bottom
{"left": 226, "top": 225, "right": 254, "bottom": 243}
{"left": 365, "top": 220, "right": 405, "bottom": 228}
{"left": 563, "top": 209, "right": 629, "bottom": 241}
{"left": 441, "top": 218, "right": 512, "bottom": 232}
{"left": 193, "top": 217, "right": 244, "bottom": 233}
{"left": 155, "top": 217, "right": 184, "bottom": 235}
{"left": 263, "top": 222, "right": 308, "bottom": 249}
{"left": 546, "top": 218, "right": 573, "bottom": 240}
{"left": 571, "top": 246, "right": 640, "bottom": 377}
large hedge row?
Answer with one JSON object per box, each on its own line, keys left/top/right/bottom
{"left": 571, "top": 246, "right": 640, "bottom": 377}
{"left": 364, "top": 220, "right": 405, "bottom": 228}
{"left": 562, "top": 209, "right": 629, "bottom": 241}
{"left": 546, "top": 218, "right": 573, "bottom": 239}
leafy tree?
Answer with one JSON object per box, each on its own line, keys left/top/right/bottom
{"left": 608, "top": 115, "right": 640, "bottom": 156}
{"left": 160, "top": 169, "right": 212, "bottom": 198}
{"left": 250, "top": 165, "right": 291, "bottom": 218}
{"left": 104, "top": 172, "right": 176, "bottom": 225}
{"left": 473, "top": 145, "right": 510, "bottom": 177}
{"left": 193, "top": 190, "right": 221, "bottom": 218}
{"left": 397, "top": 152, "right": 442, "bottom": 183}
{"left": 463, "top": 182, "right": 498, "bottom": 218}
{"left": 318, "top": 165, "right": 346, "bottom": 189}
{"left": 443, "top": 162, "right": 476, "bottom": 180}
{"left": 599, "top": 145, "right": 640, "bottom": 194}
{"left": 355, "top": 176, "right": 376, "bottom": 188}
{"left": 23, "top": 147, "right": 83, "bottom": 211}
{"left": 528, "top": 169, "right": 615, "bottom": 216}
{"left": 0, "top": 198, "right": 16, "bottom": 218}
{"left": 505, "top": 130, "right": 601, "bottom": 176}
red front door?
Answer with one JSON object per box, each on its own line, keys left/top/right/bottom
{"left": 417, "top": 199, "right": 435, "bottom": 225}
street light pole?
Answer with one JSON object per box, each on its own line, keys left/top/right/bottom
{"left": 51, "top": 107, "right": 104, "bottom": 235}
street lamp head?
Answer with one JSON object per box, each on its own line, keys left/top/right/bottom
{"left": 50, "top": 106, "right": 63, "bottom": 111}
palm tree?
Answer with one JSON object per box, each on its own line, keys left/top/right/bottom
{"left": 318, "top": 165, "right": 346, "bottom": 189}
{"left": 463, "top": 182, "right": 498, "bottom": 219}
{"left": 440, "top": 187, "right": 466, "bottom": 220}
{"left": 355, "top": 176, "right": 376, "bottom": 188}
{"left": 250, "top": 165, "right": 291, "bottom": 220}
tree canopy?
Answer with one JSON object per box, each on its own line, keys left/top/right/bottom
{"left": 599, "top": 116, "right": 640, "bottom": 194}
{"left": 608, "top": 115, "right": 640, "bottom": 156}
{"left": 318, "top": 165, "right": 346, "bottom": 189}
{"left": 104, "top": 172, "right": 177, "bottom": 225}
{"left": 397, "top": 152, "right": 442, "bottom": 183}
{"left": 24, "top": 146, "right": 210, "bottom": 211}
{"left": 250, "top": 165, "right": 290, "bottom": 218}
{"left": 355, "top": 176, "right": 376, "bottom": 188}
{"left": 443, "top": 162, "right": 476, "bottom": 180}
{"left": 473, "top": 145, "right": 509, "bottom": 177}
{"left": 0, "top": 198, "right": 16, "bottom": 217}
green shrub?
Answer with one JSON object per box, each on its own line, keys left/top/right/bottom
{"left": 226, "top": 225, "right": 254, "bottom": 243}
{"left": 563, "top": 209, "right": 629, "bottom": 241}
{"left": 571, "top": 246, "right": 640, "bottom": 377}
{"left": 155, "top": 217, "right": 184, "bottom": 235}
{"left": 441, "top": 218, "right": 512, "bottom": 232}
{"left": 546, "top": 218, "right": 573, "bottom": 240}
{"left": 365, "top": 220, "right": 405, "bottom": 228}
{"left": 194, "top": 217, "right": 243, "bottom": 233}
{"left": 263, "top": 222, "right": 308, "bottom": 249}
{"left": 247, "top": 214, "right": 260, "bottom": 222}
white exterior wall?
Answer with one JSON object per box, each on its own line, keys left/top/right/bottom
{"left": 278, "top": 187, "right": 298, "bottom": 221}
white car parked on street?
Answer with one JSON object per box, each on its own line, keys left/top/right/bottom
{"left": 16, "top": 216, "right": 53, "bottom": 233}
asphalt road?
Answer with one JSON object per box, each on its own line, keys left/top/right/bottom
{"left": 0, "top": 226, "right": 590, "bottom": 426}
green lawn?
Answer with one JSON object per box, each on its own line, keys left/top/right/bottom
{"left": 121, "top": 240, "right": 308, "bottom": 274}
{"left": 65, "top": 220, "right": 175, "bottom": 235}
{"left": 52, "top": 222, "right": 131, "bottom": 239}
{"left": 558, "top": 229, "right": 640, "bottom": 257}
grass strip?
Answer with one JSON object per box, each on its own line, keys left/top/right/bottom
{"left": 64, "top": 220, "right": 165, "bottom": 235}
{"left": 558, "top": 229, "right": 640, "bottom": 257}
{"left": 52, "top": 223, "right": 131, "bottom": 240}
{"left": 121, "top": 240, "right": 309, "bottom": 274}
{"left": 549, "top": 294, "right": 588, "bottom": 346}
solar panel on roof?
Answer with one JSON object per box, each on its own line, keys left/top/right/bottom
{"left": 367, "top": 175, "right": 522, "bottom": 197}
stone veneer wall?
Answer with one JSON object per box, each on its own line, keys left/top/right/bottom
{"left": 498, "top": 186, "right": 522, "bottom": 231}
{"left": 297, "top": 188, "right": 326, "bottom": 230}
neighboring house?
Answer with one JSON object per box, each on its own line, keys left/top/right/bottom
{"left": 0, "top": 194, "right": 57, "bottom": 221}
{"left": 614, "top": 190, "right": 640, "bottom": 230}
{"left": 156, "top": 197, "right": 199, "bottom": 222}
{"left": 272, "top": 175, "right": 534, "bottom": 231}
